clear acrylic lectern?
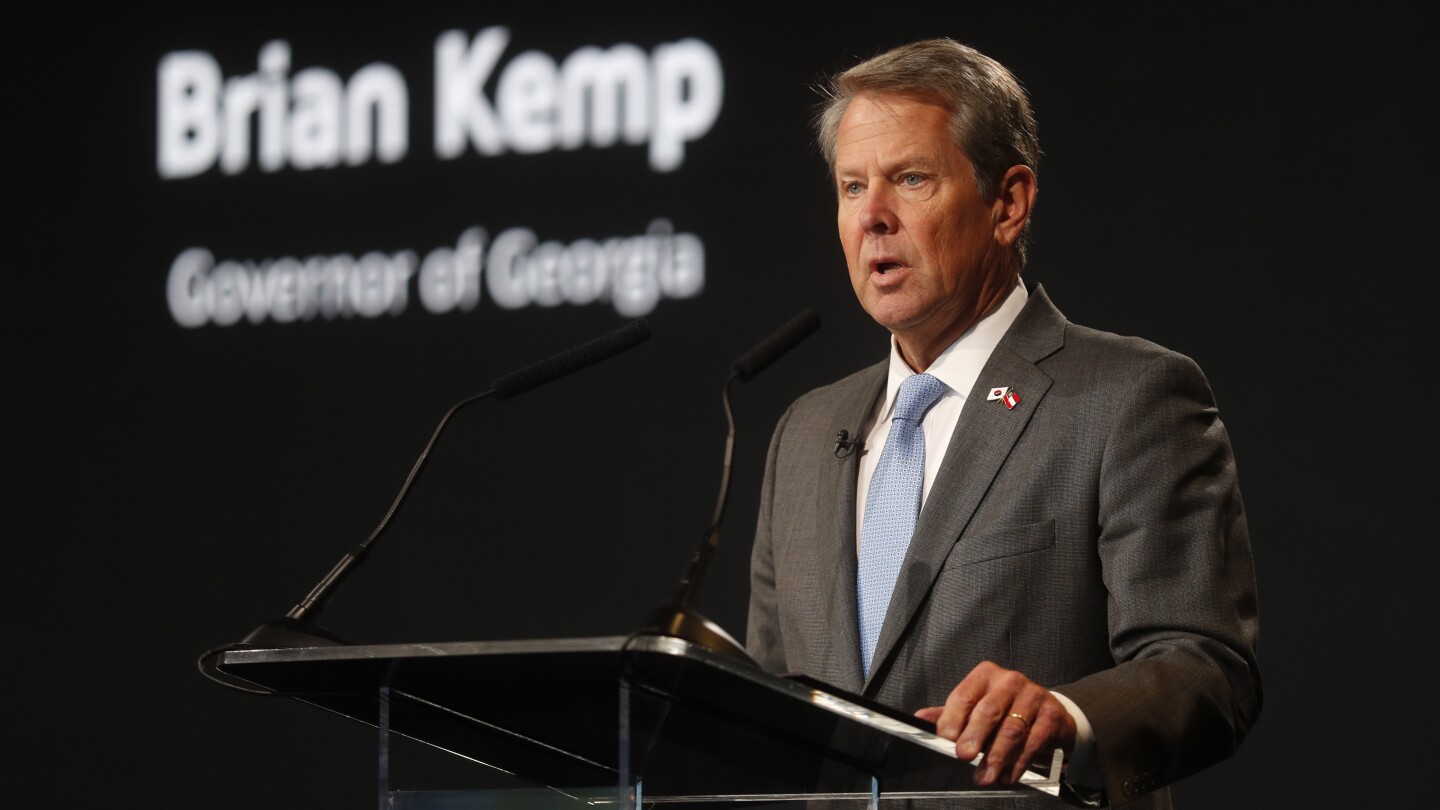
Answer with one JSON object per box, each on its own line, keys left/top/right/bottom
{"left": 217, "top": 633, "right": 1067, "bottom": 809}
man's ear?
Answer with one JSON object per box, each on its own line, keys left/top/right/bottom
{"left": 992, "top": 165, "right": 1037, "bottom": 247}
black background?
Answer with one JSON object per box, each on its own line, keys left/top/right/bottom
{"left": 11, "top": 2, "right": 1432, "bottom": 807}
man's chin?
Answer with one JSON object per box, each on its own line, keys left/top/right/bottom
{"left": 863, "top": 298, "right": 931, "bottom": 336}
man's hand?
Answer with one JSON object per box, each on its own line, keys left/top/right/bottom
{"left": 914, "top": 661, "right": 1078, "bottom": 786}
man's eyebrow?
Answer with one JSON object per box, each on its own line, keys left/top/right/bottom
{"left": 835, "top": 152, "right": 943, "bottom": 178}
{"left": 882, "top": 152, "right": 942, "bottom": 174}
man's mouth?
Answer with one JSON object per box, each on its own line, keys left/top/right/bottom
{"left": 875, "top": 261, "right": 904, "bottom": 273}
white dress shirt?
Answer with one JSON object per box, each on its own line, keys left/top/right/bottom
{"left": 855, "top": 280, "right": 1029, "bottom": 523}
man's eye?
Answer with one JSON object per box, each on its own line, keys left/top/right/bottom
{"left": 903, "top": 173, "right": 923, "bottom": 186}
{"left": 844, "top": 181, "right": 863, "bottom": 195}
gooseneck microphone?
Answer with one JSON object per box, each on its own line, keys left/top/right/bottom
{"left": 637, "top": 309, "right": 821, "bottom": 664}
{"left": 490, "top": 318, "right": 651, "bottom": 400}
{"left": 199, "top": 319, "right": 652, "bottom": 683}
{"left": 730, "top": 309, "right": 824, "bottom": 382}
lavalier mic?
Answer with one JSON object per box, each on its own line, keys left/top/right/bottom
{"left": 833, "top": 429, "right": 864, "bottom": 458}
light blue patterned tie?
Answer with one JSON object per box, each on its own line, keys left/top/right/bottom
{"left": 857, "top": 372, "right": 949, "bottom": 677}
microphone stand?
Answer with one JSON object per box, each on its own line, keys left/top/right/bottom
{"left": 639, "top": 370, "right": 752, "bottom": 664}
{"left": 198, "top": 320, "right": 651, "bottom": 691}
{"left": 636, "top": 309, "right": 821, "bottom": 665}
{"left": 237, "top": 388, "right": 496, "bottom": 650}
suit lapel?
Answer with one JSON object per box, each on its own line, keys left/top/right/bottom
{"left": 864, "top": 285, "right": 1067, "bottom": 692}
{"left": 816, "top": 361, "right": 885, "bottom": 691}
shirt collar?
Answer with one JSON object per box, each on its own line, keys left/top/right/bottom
{"left": 879, "top": 278, "right": 1029, "bottom": 417}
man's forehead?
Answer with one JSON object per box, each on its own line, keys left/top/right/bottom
{"left": 834, "top": 94, "right": 961, "bottom": 170}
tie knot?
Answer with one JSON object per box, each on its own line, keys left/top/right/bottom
{"left": 893, "top": 373, "right": 947, "bottom": 424}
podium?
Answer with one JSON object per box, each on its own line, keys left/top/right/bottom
{"left": 217, "top": 633, "right": 1068, "bottom": 808}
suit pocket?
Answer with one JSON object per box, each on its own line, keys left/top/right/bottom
{"left": 941, "top": 519, "right": 1056, "bottom": 568}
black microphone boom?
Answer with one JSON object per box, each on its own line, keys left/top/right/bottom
{"left": 227, "top": 318, "right": 652, "bottom": 653}
{"left": 638, "top": 309, "right": 820, "bottom": 664}
{"left": 492, "top": 318, "right": 651, "bottom": 400}
{"left": 730, "top": 309, "right": 822, "bottom": 381}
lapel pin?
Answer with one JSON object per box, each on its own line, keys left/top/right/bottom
{"left": 986, "top": 386, "right": 1020, "bottom": 409}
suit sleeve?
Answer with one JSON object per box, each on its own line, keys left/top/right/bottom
{"left": 746, "top": 402, "right": 795, "bottom": 674}
{"left": 1052, "top": 351, "right": 1262, "bottom": 804}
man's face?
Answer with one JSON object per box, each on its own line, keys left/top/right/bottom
{"left": 834, "top": 93, "right": 1013, "bottom": 369}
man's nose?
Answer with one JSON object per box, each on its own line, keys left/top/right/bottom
{"left": 858, "top": 187, "right": 898, "bottom": 234}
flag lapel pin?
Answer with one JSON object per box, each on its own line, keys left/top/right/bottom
{"left": 987, "top": 386, "right": 1020, "bottom": 410}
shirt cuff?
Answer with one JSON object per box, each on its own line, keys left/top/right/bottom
{"left": 1050, "top": 690, "right": 1103, "bottom": 788}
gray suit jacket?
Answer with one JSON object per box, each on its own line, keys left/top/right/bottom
{"left": 747, "top": 284, "right": 1261, "bottom": 807}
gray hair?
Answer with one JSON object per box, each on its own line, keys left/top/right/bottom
{"left": 815, "top": 39, "right": 1040, "bottom": 264}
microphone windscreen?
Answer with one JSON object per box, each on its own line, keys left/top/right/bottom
{"left": 491, "top": 318, "right": 652, "bottom": 400}
{"left": 731, "top": 309, "right": 821, "bottom": 381}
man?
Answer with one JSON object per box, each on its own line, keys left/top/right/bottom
{"left": 746, "top": 39, "right": 1260, "bottom": 808}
